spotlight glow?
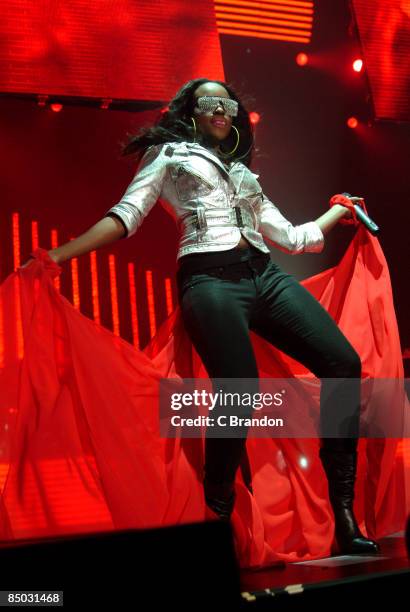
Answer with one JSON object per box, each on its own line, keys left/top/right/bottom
{"left": 353, "top": 59, "right": 363, "bottom": 72}
{"left": 249, "top": 111, "right": 260, "bottom": 125}
{"left": 296, "top": 52, "right": 308, "bottom": 66}
{"left": 299, "top": 456, "right": 308, "bottom": 469}
{"left": 347, "top": 116, "right": 359, "bottom": 129}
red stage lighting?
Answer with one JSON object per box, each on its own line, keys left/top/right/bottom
{"left": 347, "top": 116, "right": 359, "bottom": 128}
{"left": 353, "top": 58, "right": 363, "bottom": 72}
{"left": 296, "top": 52, "right": 308, "bottom": 66}
{"left": 50, "top": 103, "right": 63, "bottom": 112}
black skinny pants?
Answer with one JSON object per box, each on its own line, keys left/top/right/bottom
{"left": 176, "top": 245, "right": 362, "bottom": 486}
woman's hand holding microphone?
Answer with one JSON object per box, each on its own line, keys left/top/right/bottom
{"left": 329, "top": 193, "right": 365, "bottom": 225}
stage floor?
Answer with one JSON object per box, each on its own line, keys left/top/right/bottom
{"left": 240, "top": 532, "right": 409, "bottom": 600}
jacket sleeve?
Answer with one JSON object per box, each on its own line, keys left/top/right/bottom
{"left": 105, "top": 144, "right": 168, "bottom": 238}
{"left": 254, "top": 192, "right": 324, "bottom": 254}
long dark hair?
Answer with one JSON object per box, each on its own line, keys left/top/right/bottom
{"left": 120, "top": 78, "right": 257, "bottom": 168}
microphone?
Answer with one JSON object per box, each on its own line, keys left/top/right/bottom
{"left": 342, "top": 193, "right": 380, "bottom": 235}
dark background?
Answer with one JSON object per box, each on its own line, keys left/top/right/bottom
{"left": 1, "top": 0, "right": 409, "bottom": 354}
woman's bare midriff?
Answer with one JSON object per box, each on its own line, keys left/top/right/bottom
{"left": 234, "top": 235, "right": 253, "bottom": 249}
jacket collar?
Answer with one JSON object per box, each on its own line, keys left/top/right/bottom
{"left": 183, "top": 141, "right": 232, "bottom": 177}
{"left": 181, "top": 141, "right": 260, "bottom": 193}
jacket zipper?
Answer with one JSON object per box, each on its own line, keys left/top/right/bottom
{"left": 178, "top": 165, "right": 215, "bottom": 190}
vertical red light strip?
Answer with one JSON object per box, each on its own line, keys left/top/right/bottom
{"left": 12, "top": 212, "right": 20, "bottom": 270}
{"left": 12, "top": 213, "right": 24, "bottom": 359}
{"left": 50, "top": 229, "right": 60, "bottom": 292}
{"left": 31, "top": 220, "right": 39, "bottom": 250}
{"left": 108, "top": 254, "right": 120, "bottom": 336}
{"left": 128, "top": 262, "right": 140, "bottom": 349}
{"left": 164, "top": 278, "right": 174, "bottom": 316}
{"left": 145, "top": 270, "right": 156, "bottom": 339}
{"left": 89, "top": 251, "right": 101, "bottom": 325}
{"left": 69, "top": 237, "right": 80, "bottom": 310}
{"left": 50, "top": 230, "right": 58, "bottom": 250}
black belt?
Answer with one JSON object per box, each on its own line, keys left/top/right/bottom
{"left": 176, "top": 246, "right": 270, "bottom": 282}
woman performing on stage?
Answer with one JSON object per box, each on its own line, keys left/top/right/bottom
{"left": 19, "top": 78, "right": 380, "bottom": 555}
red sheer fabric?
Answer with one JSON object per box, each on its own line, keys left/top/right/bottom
{"left": 0, "top": 226, "right": 409, "bottom": 568}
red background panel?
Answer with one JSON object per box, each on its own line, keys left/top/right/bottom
{"left": 0, "top": 0, "right": 224, "bottom": 99}
{"left": 352, "top": 0, "right": 410, "bottom": 121}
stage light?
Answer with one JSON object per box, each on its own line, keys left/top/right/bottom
{"left": 50, "top": 103, "right": 63, "bottom": 113}
{"left": 347, "top": 116, "right": 359, "bottom": 128}
{"left": 215, "top": 0, "right": 314, "bottom": 44}
{"left": 299, "top": 456, "right": 308, "bottom": 469}
{"left": 70, "top": 237, "right": 80, "bottom": 311}
{"left": 249, "top": 111, "right": 260, "bottom": 125}
{"left": 145, "top": 270, "right": 157, "bottom": 339}
{"left": 31, "top": 220, "right": 39, "bottom": 250}
{"left": 128, "top": 262, "right": 140, "bottom": 349}
{"left": 164, "top": 278, "right": 174, "bottom": 316}
{"left": 108, "top": 254, "right": 120, "bottom": 336}
{"left": 296, "top": 52, "right": 308, "bottom": 66}
{"left": 353, "top": 58, "right": 363, "bottom": 72}
{"left": 90, "top": 251, "right": 101, "bottom": 326}
{"left": 160, "top": 106, "right": 169, "bottom": 115}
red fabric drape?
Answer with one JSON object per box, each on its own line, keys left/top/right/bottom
{"left": 0, "top": 226, "right": 409, "bottom": 568}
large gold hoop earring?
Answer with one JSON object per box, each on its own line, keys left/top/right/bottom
{"left": 223, "top": 125, "right": 240, "bottom": 156}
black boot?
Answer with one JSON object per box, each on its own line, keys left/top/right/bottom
{"left": 203, "top": 436, "right": 246, "bottom": 521}
{"left": 319, "top": 439, "right": 380, "bottom": 555}
{"left": 203, "top": 477, "right": 236, "bottom": 522}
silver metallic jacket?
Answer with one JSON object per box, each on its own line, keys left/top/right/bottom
{"left": 105, "top": 141, "right": 324, "bottom": 261}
